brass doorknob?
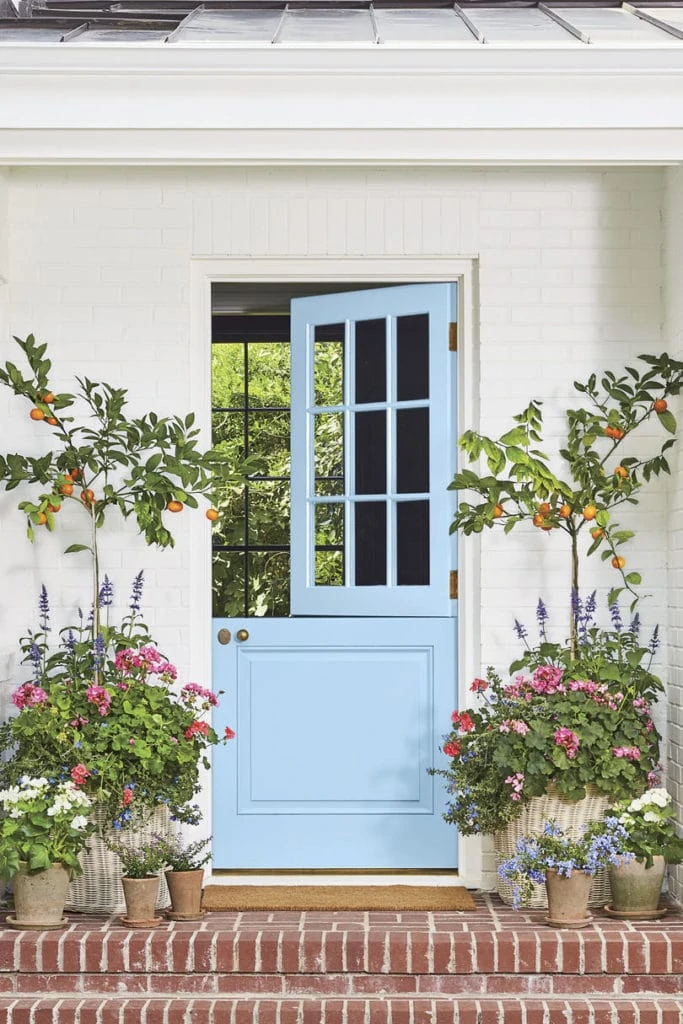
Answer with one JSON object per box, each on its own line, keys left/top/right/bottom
{"left": 217, "top": 628, "right": 232, "bottom": 645}
{"left": 236, "top": 629, "right": 249, "bottom": 642}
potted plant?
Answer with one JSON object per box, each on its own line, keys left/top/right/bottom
{"left": 159, "top": 833, "right": 212, "bottom": 920}
{"left": 429, "top": 598, "right": 662, "bottom": 906}
{"left": 604, "top": 788, "right": 683, "bottom": 919}
{"left": 435, "top": 350, "right": 682, "bottom": 903}
{"left": 105, "top": 835, "right": 166, "bottom": 927}
{"left": 0, "top": 335, "right": 239, "bottom": 911}
{"left": 0, "top": 776, "right": 94, "bottom": 930}
{"left": 497, "top": 818, "right": 631, "bottom": 928}
{"left": 0, "top": 579, "right": 235, "bottom": 914}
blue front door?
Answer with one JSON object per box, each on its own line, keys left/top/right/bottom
{"left": 212, "top": 283, "right": 458, "bottom": 869}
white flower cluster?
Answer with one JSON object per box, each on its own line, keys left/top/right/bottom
{"left": 619, "top": 787, "right": 671, "bottom": 826}
{"left": 0, "top": 776, "right": 92, "bottom": 830}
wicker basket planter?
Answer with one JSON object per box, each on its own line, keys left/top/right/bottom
{"left": 66, "top": 805, "right": 172, "bottom": 915}
{"left": 493, "top": 788, "right": 612, "bottom": 909}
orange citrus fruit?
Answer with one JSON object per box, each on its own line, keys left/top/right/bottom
{"left": 80, "top": 489, "right": 95, "bottom": 504}
{"left": 30, "top": 408, "right": 45, "bottom": 421}
{"left": 538, "top": 502, "right": 551, "bottom": 515}
{"left": 591, "top": 527, "right": 605, "bottom": 540}
{"left": 167, "top": 500, "right": 184, "bottom": 513}
{"left": 47, "top": 502, "right": 61, "bottom": 513}
{"left": 654, "top": 398, "right": 668, "bottom": 413}
{"left": 559, "top": 504, "right": 571, "bottom": 518}
{"left": 532, "top": 513, "right": 545, "bottom": 528}
{"left": 41, "top": 392, "right": 55, "bottom": 404}
{"left": 582, "top": 505, "right": 597, "bottom": 520}
{"left": 611, "top": 555, "right": 626, "bottom": 569}
{"left": 36, "top": 512, "right": 47, "bottom": 525}
{"left": 59, "top": 482, "right": 74, "bottom": 496}
{"left": 614, "top": 466, "right": 628, "bottom": 479}
{"left": 206, "top": 508, "right": 220, "bottom": 522}
{"left": 46, "top": 416, "right": 58, "bottom": 426}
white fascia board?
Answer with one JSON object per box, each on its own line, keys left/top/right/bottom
{"left": 1, "top": 44, "right": 683, "bottom": 164}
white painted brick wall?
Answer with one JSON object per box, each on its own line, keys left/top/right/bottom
{"left": 0, "top": 165, "right": 673, "bottom": 885}
{"left": 664, "top": 166, "right": 683, "bottom": 903}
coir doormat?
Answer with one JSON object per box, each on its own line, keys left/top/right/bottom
{"left": 201, "top": 885, "right": 476, "bottom": 912}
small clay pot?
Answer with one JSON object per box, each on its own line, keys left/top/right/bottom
{"left": 165, "top": 869, "right": 205, "bottom": 921}
{"left": 120, "top": 874, "right": 162, "bottom": 927}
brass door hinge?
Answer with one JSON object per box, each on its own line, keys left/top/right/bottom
{"left": 448, "top": 322, "right": 458, "bottom": 352}
{"left": 449, "top": 570, "right": 458, "bottom": 600}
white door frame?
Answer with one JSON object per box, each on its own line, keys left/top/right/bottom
{"left": 188, "top": 255, "right": 485, "bottom": 888}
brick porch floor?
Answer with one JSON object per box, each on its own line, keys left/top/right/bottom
{"left": 0, "top": 892, "right": 682, "bottom": 1021}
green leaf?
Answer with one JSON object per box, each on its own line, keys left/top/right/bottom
{"left": 64, "top": 544, "right": 91, "bottom": 554}
{"left": 657, "top": 409, "right": 677, "bottom": 434}
{"left": 506, "top": 447, "right": 528, "bottom": 465}
{"left": 499, "top": 427, "right": 528, "bottom": 447}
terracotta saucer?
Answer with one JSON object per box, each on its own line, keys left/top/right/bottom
{"left": 117, "top": 915, "right": 165, "bottom": 928}
{"left": 544, "top": 914, "right": 593, "bottom": 929}
{"left": 603, "top": 903, "right": 668, "bottom": 921}
{"left": 4, "top": 915, "right": 69, "bottom": 931}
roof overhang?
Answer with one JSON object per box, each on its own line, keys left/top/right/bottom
{"left": 2, "top": 42, "right": 683, "bottom": 165}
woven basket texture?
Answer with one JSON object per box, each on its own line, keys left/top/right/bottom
{"left": 494, "top": 790, "right": 612, "bottom": 909}
{"left": 66, "top": 804, "right": 172, "bottom": 914}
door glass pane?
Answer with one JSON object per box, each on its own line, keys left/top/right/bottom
{"left": 315, "top": 549, "right": 344, "bottom": 587}
{"left": 397, "top": 501, "right": 429, "bottom": 586}
{"left": 397, "top": 313, "right": 429, "bottom": 401}
{"left": 315, "top": 503, "right": 344, "bottom": 586}
{"left": 396, "top": 408, "right": 429, "bottom": 493}
{"left": 314, "top": 324, "right": 345, "bottom": 408}
{"left": 355, "top": 410, "right": 386, "bottom": 495}
{"left": 355, "top": 318, "right": 386, "bottom": 404}
{"left": 355, "top": 502, "right": 387, "bottom": 586}
{"left": 315, "top": 413, "right": 345, "bottom": 493}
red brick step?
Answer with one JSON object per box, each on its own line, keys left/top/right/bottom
{"left": 0, "top": 895, "right": 681, "bottom": 1023}
{"left": 4, "top": 994, "right": 683, "bottom": 1023}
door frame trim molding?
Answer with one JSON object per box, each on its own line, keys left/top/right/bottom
{"left": 189, "top": 255, "right": 485, "bottom": 889}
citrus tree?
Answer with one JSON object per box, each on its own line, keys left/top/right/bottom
{"left": 451, "top": 352, "right": 683, "bottom": 645}
{"left": 0, "top": 334, "right": 238, "bottom": 634}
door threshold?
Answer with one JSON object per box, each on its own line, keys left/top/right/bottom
{"left": 207, "top": 873, "right": 460, "bottom": 887}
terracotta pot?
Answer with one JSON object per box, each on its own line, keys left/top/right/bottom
{"left": 608, "top": 855, "right": 666, "bottom": 917}
{"left": 165, "top": 869, "right": 205, "bottom": 920}
{"left": 544, "top": 868, "right": 593, "bottom": 928}
{"left": 121, "top": 874, "right": 161, "bottom": 926}
{"left": 8, "top": 862, "right": 71, "bottom": 931}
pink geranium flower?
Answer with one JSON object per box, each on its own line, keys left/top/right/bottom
{"left": 614, "top": 746, "right": 641, "bottom": 761}
{"left": 11, "top": 682, "right": 48, "bottom": 710}
{"left": 70, "top": 763, "right": 91, "bottom": 786}
{"left": 554, "top": 727, "right": 580, "bottom": 759}
{"left": 86, "top": 684, "right": 111, "bottom": 716}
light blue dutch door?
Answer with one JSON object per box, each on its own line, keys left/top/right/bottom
{"left": 212, "top": 283, "right": 458, "bottom": 869}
